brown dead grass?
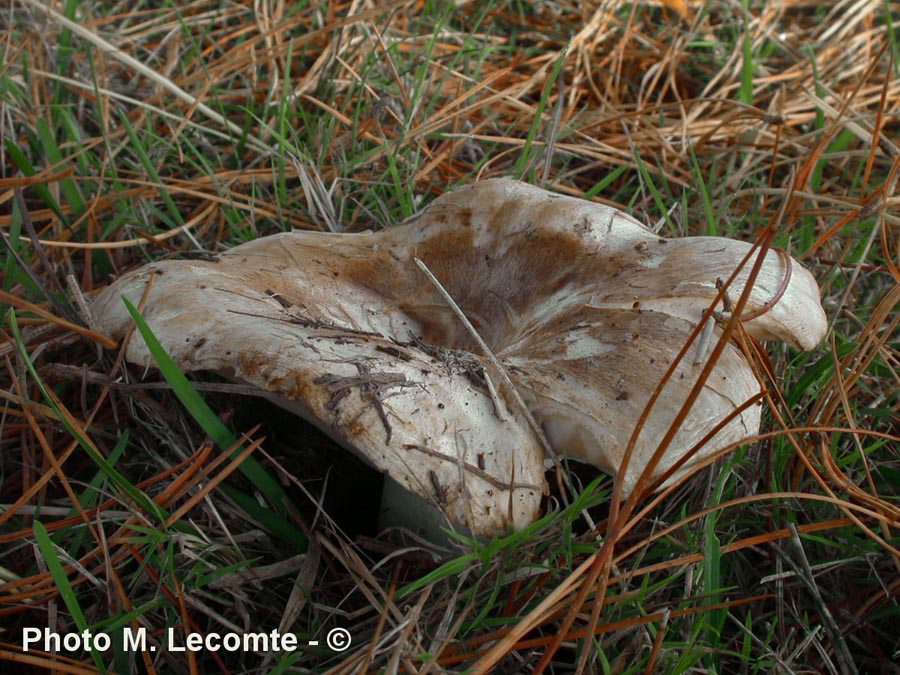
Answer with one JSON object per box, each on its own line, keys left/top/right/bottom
{"left": 1, "top": 1, "right": 899, "bottom": 673}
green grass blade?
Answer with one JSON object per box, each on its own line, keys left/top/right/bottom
{"left": 688, "top": 144, "right": 716, "bottom": 235}
{"left": 886, "top": 0, "right": 900, "bottom": 76}
{"left": 3, "top": 139, "right": 67, "bottom": 223}
{"left": 121, "top": 297, "right": 307, "bottom": 549}
{"left": 514, "top": 40, "right": 570, "bottom": 182}
{"left": 60, "top": 431, "right": 130, "bottom": 555}
{"left": 583, "top": 163, "right": 628, "bottom": 200}
{"left": 33, "top": 520, "right": 109, "bottom": 674}
{"left": 2, "top": 197, "right": 24, "bottom": 301}
{"left": 36, "top": 117, "right": 86, "bottom": 216}
{"left": 738, "top": 30, "right": 754, "bottom": 106}
{"left": 122, "top": 299, "right": 235, "bottom": 451}
{"left": 804, "top": 45, "right": 826, "bottom": 131}
{"left": 51, "top": 0, "right": 79, "bottom": 105}
{"left": 7, "top": 310, "right": 169, "bottom": 524}
{"left": 631, "top": 150, "right": 672, "bottom": 229}
{"left": 117, "top": 111, "right": 184, "bottom": 227}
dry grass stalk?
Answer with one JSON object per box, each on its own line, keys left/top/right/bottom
{"left": 1, "top": 1, "right": 898, "bottom": 673}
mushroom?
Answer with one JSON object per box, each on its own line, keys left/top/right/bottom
{"left": 91, "top": 178, "right": 827, "bottom": 536}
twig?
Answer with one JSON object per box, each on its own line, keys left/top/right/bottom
{"left": 540, "top": 62, "right": 566, "bottom": 190}
{"left": 0, "top": 289, "right": 117, "bottom": 350}
{"left": 1, "top": 195, "right": 68, "bottom": 318}
{"left": 14, "top": 190, "right": 66, "bottom": 295}
{"left": 19, "top": 0, "right": 248, "bottom": 142}
{"left": 41, "top": 363, "right": 266, "bottom": 397}
{"left": 413, "top": 257, "right": 579, "bottom": 510}
{"left": 785, "top": 522, "right": 859, "bottom": 675}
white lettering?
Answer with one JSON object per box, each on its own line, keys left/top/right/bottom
{"left": 124, "top": 627, "right": 146, "bottom": 651}
{"left": 167, "top": 627, "right": 185, "bottom": 652}
{"left": 21, "top": 628, "right": 112, "bottom": 652}
{"left": 22, "top": 628, "right": 41, "bottom": 652}
{"left": 93, "top": 633, "right": 110, "bottom": 651}
{"left": 46, "top": 629, "right": 61, "bottom": 652}
{"left": 243, "top": 632, "right": 264, "bottom": 651}
{"left": 162, "top": 628, "right": 302, "bottom": 653}
{"left": 188, "top": 632, "right": 206, "bottom": 651}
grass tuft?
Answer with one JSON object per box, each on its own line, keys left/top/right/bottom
{"left": 1, "top": 1, "right": 898, "bottom": 673}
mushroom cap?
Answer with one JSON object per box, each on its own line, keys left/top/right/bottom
{"left": 92, "top": 178, "right": 827, "bottom": 534}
